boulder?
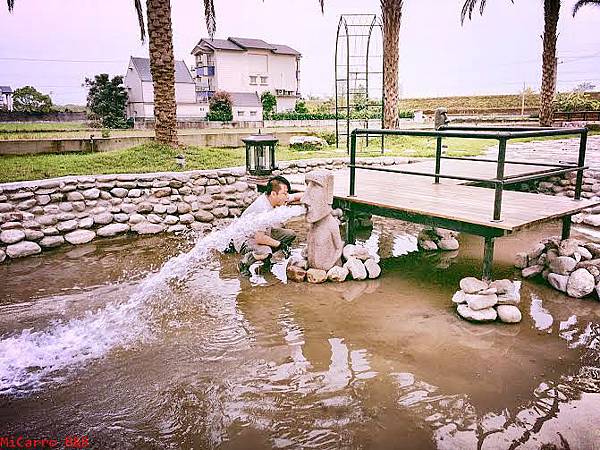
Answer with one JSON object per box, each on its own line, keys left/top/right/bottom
{"left": 289, "top": 136, "right": 328, "bottom": 150}
{"left": 307, "top": 268, "right": 327, "bottom": 283}
{"left": 547, "top": 273, "right": 569, "bottom": 293}
{"left": 419, "top": 240, "right": 438, "bottom": 251}
{"left": 451, "top": 290, "right": 467, "bottom": 304}
{"left": 97, "top": 223, "right": 130, "bottom": 237}
{"left": 289, "top": 255, "right": 308, "bottom": 270}
{"left": 549, "top": 256, "right": 577, "bottom": 275}
{"left": 577, "top": 246, "right": 593, "bottom": 260}
{"left": 352, "top": 246, "right": 371, "bottom": 261}
{"left": 364, "top": 259, "right": 381, "bottom": 279}
{"left": 527, "top": 243, "right": 546, "bottom": 260}
{"left": 489, "top": 279, "right": 513, "bottom": 295}
{"left": 0, "top": 229, "right": 25, "bottom": 244}
{"left": 132, "top": 222, "right": 164, "bottom": 235}
{"left": 566, "top": 268, "right": 595, "bottom": 298}
{"left": 6, "top": 241, "right": 41, "bottom": 258}
{"left": 64, "top": 230, "right": 96, "bottom": 245}
{"left": 39, "top": 235, "right": 65, "bottom": 248}
{"left": 459, "top": 277, "right": 488, "bottom": 294}
{"left": 465, "top": 293, "right": 498, "bottom": 311}
{"left": 0, "top": 249, "right": 5, "bottom": 263}
{"left": 93, "top": 212, "right": 113, "bottom": 225}
{"left": 496, "top": 305, "right": 522, "bottom": 323}
{"left": 327, "top": 265, "right": 349, "bottom": 282}
{"left": 342, "top": 244, "right": 356, "bottom": 261}
{"left": 78, "top": 217, "right": 94, "bottom": 229}
{"left": 558, "top": 238, "right": 580, "bottom": 257}
{"left": 584, "top": 242, "right": 600, "bottom": 258}
{"left": 57, "top": 219, "right": 78, "bottom": 232}
{"left": 457, "top": 305, "right": 497, "bottom": 322}
{"left": 438, "top": 238, "right": 459, "bottom": 251}
{"left": 343, "top": 257, "right": 367, "bottom": 280}
{"left": 24, "top": 229, "right": 44, "bottom": 241}
{"left": 522, "top": 264, "right": 544, "bottom": 278}
{"left": 286, "top": 265, "right": 306, "bottom": 282}
{"left": 514, "top": 252, "right": 528, "bottom": 269}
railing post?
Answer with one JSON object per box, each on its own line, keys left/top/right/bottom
{"left": 493, "top": 137, "right": 507, "bottom": 221}
{"left": 350, "top": 131, "right": 357, "bottom": 197}
{"left": 575, "top": 128, "right": 588, "bottom": 200}
{"left": 482, "top": 236, "right": 495, "bottom": 282}
{"left": 435, "top": 136, "right": 442, "bottom": 183}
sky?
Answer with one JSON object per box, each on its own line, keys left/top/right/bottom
{"left": 1, "top": 0, "right": 599, "bottom": 105}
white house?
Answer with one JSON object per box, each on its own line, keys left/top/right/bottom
{"left": 191, "top": 37, "right": 301, "bottom": 114}
{"left": 0, "top": 86, "right": 13, "bottom": 111}
{"left": 124, "top": 57, "right": 207, "bottom": 119}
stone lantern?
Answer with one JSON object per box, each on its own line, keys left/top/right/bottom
{"left": 242, "top": 132, "right": 278, "bottom": 176}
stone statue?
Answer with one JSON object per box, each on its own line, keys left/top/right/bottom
{"left": 434, "top": 107, "right": 450, "bottom": 130}
{"left": 302, "top": 171, "right": 344, "bottom": 271}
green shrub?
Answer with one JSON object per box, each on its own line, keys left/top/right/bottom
{"left": 554, "top": 92, "right": 600, "bottom": 112}
{"left": 207, "top": 91, "right": 233, "bottom": 121}
{"left": 261, "top": 91, "right": 277, "bottom": 118}
{"left": 101, "top": 129, "right": 110, "bottom": 138}
{"left": 314, "top": 130, "right": 336, "bottom": 145}
{"left": 294, "top": 100, "right": 308, "bottom": 114}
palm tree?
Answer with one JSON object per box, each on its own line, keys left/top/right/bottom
{"left": 572, "top": 0, "right": 600, "bottom": 14}
{"left": 6, "top": 0, "right": 216, "bottom": 147}
{"left": 461, "top": 0, "right": 560, "bottom": 127}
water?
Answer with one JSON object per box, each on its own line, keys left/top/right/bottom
{"left": 0, "top": 216, "right": 599, "bottom": 449}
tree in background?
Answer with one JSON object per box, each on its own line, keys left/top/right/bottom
{"left": 84, "top": 74, "right": 129, "bottom": 128}
{"left": 261, "top": 91, "right": 277, "bottom": 118}
{"left": 294, "top": 100, "right": 308, "bottom": 114}
{"left": 12, "top": 86, "right": 53, "bottom": 113}
{"left": 573, "top": 81, "right": 596, "bottom": 93}
{"left": 572, "top": 0, "right": 600, "bottom": 14}
{"left": 207, "top": 91, "right": 233, "bottom": 121}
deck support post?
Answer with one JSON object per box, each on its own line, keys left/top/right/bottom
{"left": 483, "top": 236, "right": 495, "bottom": 282}
{"left": 344, "top": 207, "right": 356, "bottom": 244}
{"left": 434, "top": 137, "right": 442, "bottom": 183}
{"left": 561, "top": 215, "right": 572, "bottom": 240}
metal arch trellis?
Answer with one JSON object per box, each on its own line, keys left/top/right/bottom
{"left": 334, "top": 14, "right": 384, "bottom": 153}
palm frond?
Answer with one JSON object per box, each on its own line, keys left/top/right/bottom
{"left": 133, "top": 0, "right": 146, "bottom": 42}
{"left": 7, "top": 0, "right": 14, "bottom": 11}
{"left": 461, "top": 0, "right": 479, "bottom": 24}
{"left": 319, "top": 0, "right": 324, "bottom": 13}
{"left": 204, "top": 0, "right": 216, "bottom": 38}
{"left": 573, "top": 0, "right": 600, "bottom": 16}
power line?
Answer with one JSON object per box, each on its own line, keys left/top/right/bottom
{"left": 0, "top": 57, "right": 126, "bottom": 63}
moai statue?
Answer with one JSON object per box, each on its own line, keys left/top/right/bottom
{"left": 434, "top": 107, "right": 450, "bottom": 130}
{"left": 302, "top": 171, "right": 344, "bottom": 271}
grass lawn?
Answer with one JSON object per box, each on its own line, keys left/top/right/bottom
{"left": 0, "top": 122, "right": 90, "bottom": 133}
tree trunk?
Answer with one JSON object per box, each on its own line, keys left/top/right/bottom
{"left": 381, "top": 0, "right": 402, "bottom": 129}
{"left": 146, "top": 0, "right": 178, "bottom": 146}
{"left": 539, "top": 0, "right": 560, "bottom": 127}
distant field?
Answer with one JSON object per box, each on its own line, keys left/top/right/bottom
{"left": 0, "top": 122, "right": 89, "bottom": 133}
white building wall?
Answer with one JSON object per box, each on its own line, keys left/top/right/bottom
{"left": 124, "top": 63, "right": 144, "bottom": 117}
{"left": 140, "top": 103, "right": 207, "bottom": 118}
{"left": 276, "top": 97, "right": 296, "bottom": 113}
{"left": 232, "top": 106, "right": 263, "bottom": 122}
{"left": 270, "top": 54, "right": 298, "bottom": 92}
{"left": 214, "top": 51, "right": 249, "bottom": 92}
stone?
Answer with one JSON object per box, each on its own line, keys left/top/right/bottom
{"left": 522, "top": 264, "right": 544, "bottom": 278}
{"left": 138, "top": 202, "right": 153, "bottom": 213}
{"left": 82, "top": 188, "right": 100, "bottom": 200}
{"left": 478, "top": 287, "right": 497, "bottom": 295}
{"left": 39, "top": 235, "right": 65, "bottom": 248}
{"left": 163, "top": 215, "right": 179, "bottom": 225}
{"left": 66, "top": 192, "right": 84, "bottom": 201}
{"left": 566, "top": 268, "right": 595, "bottom": 298}
{"left": 364, "top": 259, "right": 381, "bottom": 279}
{"left": 132, "top": 222, "right": 164, "bottom": 235}
{"left": 343, "top": 257, "right": 367, "bottom": 280}
{"left": 577, "top": 246, "right": 593, "bottom": 260}
{"left": 110, "top": 187, "right": 128, "bottom": 198}
{"left": 0, "top": 221, "right": 21, "bottom": 230}
{"left": 583, "top": 215, "right": 600, "bottom": 227}
{"left": 342, "top": 244, "right": 356, "bottom": 261}
{"left": 97, "top": 223, "right": 130, "bottom": 237}
{"left": 559, "top": 239, "right": 580, "bottom": 257}
{"left": 549, "top": 256, "right": 577, "bottom": 275}
{"left": 42, "top": 227, "right": 59, "bottom": 236}
{"left": 177, "top": 203, "right": 192, "bottom": 214}
{"left": 497, "top": 305, "right": 522, "bottom": 323}
{"left": 212, "top": 207, "right": 229, "bottom": 218}
{"left": 93, "top": 212, "right": 113, "bottom": 225}
{"left": 129, "top": 214, "right": 145, "bottom": 224}
{"left": 78, "top": 217, "right": 94, "bottom": 229}
{"left": 514, "top": 252, "right": 528, "bottom": 269}
{"left": 6, "top": 241, "right": 41, "bottom": 258}
{"left": 438, "top": 237, "right": 459, "bottom": 251}
{"left": 179, "top": 214, "right": 195, "bottom": 225}
{"left": 307, "top": 268, "right": 327, "bottom": 283}
{"left": 548, "top": 273, "right": 569, "bottom": 293}
{"left": 153, "top": 187, "right": 171, "bottom": 198}
{"left": 584, "top": 242, "right": 600, "bottom": 258}
{"left": 24, "top": 229, "right": 44, "bottom": 241}
{"left": 352, "top": 246, "right": 371, "bottom": 261}
{"left": 17, "top": 199, "right": 37, "bottom": 210}
{"left": 489, "top": 279, "right": 513, "bottom": 295}
{"left": 0, "top": 203, "right": 13, "bottom": 213}
{"left": 0, "top": 229, "right": 25, "bottom": 244}
{"left": 288, "top": 265, "right": 307, "bottom": 282}
{"left": 527, "top": 243, "right": 546, "bottom": 260}
{"left": 465, "top": 293, "right": 498, "bottom": 311}
{"left": 0, "top": 249, "right": 4, "bottom": 263}
{"left": 128, "top": 189, "right": 142, "bottom": 198}
{"left": 57, "top": 212, "right": 75, "bottom": 221}
{"left": 36, "top": 195, "right": 51, "bottom": 205}
{"left": 190, "top": 210, "right": 213, "bottom": 223}
{"left": 327, "top": 265, "right": 348, "bottom": 282}
{"left": 433, "top": 227, "right": 458, "bottom": 239}
{"left": 452, "top": 290, "right": 467, "bottom": 304}
{"left": 147, "top": 214, "right": 162, "bottom": 224}
{"left": 167, "top": 224, "right": 187, "bottom": 233}
{"left": 153, "top": 204, "right": 167, "bottom": 214}
{"left": 72, "top": 202, "right": 86, "bottom": 212}
{"left": 457, "top": 304, "right": 497, "bottom": 322}
{"left": 57, "top": 219, "right": 78, "bottom": 232}
{"left": 459, "top": 277, "right": 488, "bottom": 294}
{"left": 64, "top": 230, "right": 96, "bottom": 245}
{"left": 419, "top": 240, "right": 438, "bottom": 251}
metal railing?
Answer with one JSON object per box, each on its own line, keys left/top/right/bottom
{"left": 348, "top": 126, "right": 588, "bottom": 222}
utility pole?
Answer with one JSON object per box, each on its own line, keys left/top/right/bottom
{"left": 521, "top": 82, "right": 525, "bottom": 117}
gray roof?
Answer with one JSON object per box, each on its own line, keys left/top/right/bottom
{"left": 0, "top": 86, "right": 13, "bottom": 94}
{"left": 130, "top": 57, "right": 194, "bottom": 84}
{"left": 230, "top": 92, "right": 261, "bottom": 107}
{"left": 192, "top": 37, "right": 300, "bottom": 57}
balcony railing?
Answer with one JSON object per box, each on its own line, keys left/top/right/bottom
{"left": 196, "top": 65, "right": 215, "bottom": 77}
{"left": 196, "top": 91, "right": 215, "bottom": 102}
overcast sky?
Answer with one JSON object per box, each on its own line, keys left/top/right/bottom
{"left": 1, "top": 0, "right": 599, "bottom": 105}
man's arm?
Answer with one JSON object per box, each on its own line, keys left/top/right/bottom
{"left": 254, "top": 231, "right": 280, "bottom": 248}
{"left": 287, "top": 192, "right": 303, "bottom": 203}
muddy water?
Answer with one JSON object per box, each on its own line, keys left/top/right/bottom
{"left": 0, "top": 219, "right": 599, "bottom": 450}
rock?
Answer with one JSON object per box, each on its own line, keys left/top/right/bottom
{"left": 566, "top": 268, "right": 595, "bottom": 298}
{"left": 97, "top": 223, "right": 130, "bottom": 237}
{"left": 489, "top": 279, "right": 513, "bottom": 294}
{"left": 0, "top": 229, "right": 25, "bottom": 244}
{"left": 177, "top": 203, "right": 192, "bottom": 214}
{"left": 577, "top": 246, "right": 593, "bottom": 260}
{"left": 307, "top": 268, "right": 327, "bottom": 283}
{"left": 56, "top": 219, "right": 78, "bottom": 232}
{"left": 289, "top": 255, "right": 308, "bottom": 270}
{"left": 163, "top": 215, "right": 179, "bottom": 225}
{"left": 42, "top": 227, "right": 59, "bottom": 236}
{"left": 110, "top": 187, "right": 128, "bottom": 198}
{"left": 129, "top": 214, "right": 145, "bottom": 224}
{"left": 459, "top": 277, "right": 488, "bottom": 294}
{"left": 167, "top": 224, "right": 187, "bottom": 233}
{"left": 153, "top": 204, "right": 167, "bottom": 214}
{"left": 559, "top": 238, "right": 580, "bottom": 257}
{"left": 137, "top": 202, "right": 153, "bottom": 213}
{"left": 24, "top": 229, "right": 44, "bottom": 241}
{"left": 343, "top": 257, "right": 367, "bottom": 280}
{"left": 522, "top": 264, "right": 544, "bottom": 278}
{"left": 82, "top": 188, "right": 100, "bottom": 200}
{"left": 364, "top": 259, "right": 381, "bottom": 278}
{"left": 287, "top": 265, "right": 306, "bottom": 282}
{"left": 549, "top": 256, "right": 577, "bottom": 275}
{"left": 352, "top": 246, "right": 371, "bottom": 261}
{"left": 0, "top": 249, "right": 5, "bottom": 263}
{"left": 36, "top": 194, "right": 51, "bottom": 205}
{"left": 527, "top": 243, "right": 546, "bottom": 260}
{"left": 457, "top": 304, "right": 497, "bottom": 322}
{"left": 452, "top": 290, "right": 467, "bottom": 304}
{"left": 193, "top": 210, "right": 214, "bottom": 222}
{"left": 6, "top": 241, "right": 41, "bottom": 258}
{"left": 327, "top": 265, "right": 349, "bottom": 282}
{"left": 583, "top": 215, "right": 600, "bottom": 227}
{"left": 433, "top": 227, "right": 458, "bottom": 239}
{"left": 147, "top": 214, "right": 162, "bottom": 224}
{"left": 419, "top": 240, "right": 438, "bottom": 251}
{"left": 289, "top": 135, "right": 328, "bottom": 149}
{"left": 342, "top": 244, "right": 356, "bottom": 260}
{"left": 114, "top": 213, "right": 129, "bottom": 223}
{"left": 179, "top": 214, "right": 195, "bottom": 225}
{"left": 548, "top": 273, "right": 569, "bottom": 293}
{"left": 584, "top": 242, "right": 600, "bottom": 258}
{"left": 132, "top": 222, "right": 164, "bottom": 235}
{"left": 93, "top": 212, "right": 113, "bottom": 225}
{"left": 212, "top": 207, "right": 229, "bottom": 218}
{"left": 66, "top": 191, "right": 84, "bottom": 201}
{"left": 39, "top": 235, "right": 65, "bottom": 248}
{"left": 465, "top": 293, "right": 498, "bottom": 311}
{"left": 78, "top": 217, "right": 94, "bottom": 229}
{"left": 514, "top": 252, "right": 528, "bottom": 269}
{"left": 478, "top": 287, "right": 497, "bottom": 295}
{"left": 497, "top": 305, "right": 522, "bottom": 323}
{"left": 64, "top": 230, "right": 96, "bottom": 245}
{"left": 438, "top": 237, "right": 459, "bottom": 251}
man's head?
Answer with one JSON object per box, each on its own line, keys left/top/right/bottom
{"left": 265, "top": 176, "right": 291, "bottom": 207}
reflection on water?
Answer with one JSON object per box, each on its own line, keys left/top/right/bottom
{"left": 0, "top": 219, "right": 599, "bottom": 449}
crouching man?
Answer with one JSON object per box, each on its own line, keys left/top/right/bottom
{"left": 234, "top": 176, "right": 302, "bottom": 274}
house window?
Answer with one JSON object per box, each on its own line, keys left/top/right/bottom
{"left": 249, "top": 76, "right": 257, "bottom": 85}
{"left": 250, "top": 111, "right": 257, "bottom": 116}
{"left": 260, "top": 76, "right": 268, "bottom": 85}
{"left": 238, "top": 111, "right": 245, "bottom": 116}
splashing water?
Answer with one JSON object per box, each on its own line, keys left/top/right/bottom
{"left": 0, "top": 205, "right": 306, "bottom": 395}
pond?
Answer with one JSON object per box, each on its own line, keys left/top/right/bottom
{"left": 0, "top": 216, "right": 599, "bottom": 449}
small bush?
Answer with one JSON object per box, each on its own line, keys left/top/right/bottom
{"left": 554, "top": 92, "right": 600, "bottom": 112}
{"left": 261, "top": 91, "right": 277, "bottom": 118}
{"left": 208, "top": 91, "right": 233, "bottom": 121}
{"left": 294, "top": 100, "right": 308, "bottom": 114}
{"left": 313, "top": 130, "right": 336, "bottom": 145}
